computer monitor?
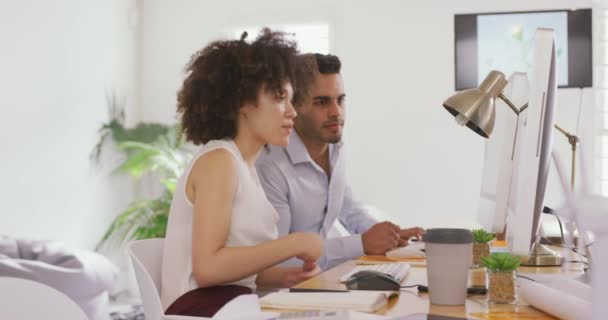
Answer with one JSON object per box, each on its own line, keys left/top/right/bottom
{"left": 475, "top": 28, "right": 560, "bottom": 265}
{"left": 477, "top": 72, "right": 528, "bottom": 234}
{"left": 505, "top": 28, "right": 560, "bottom": 265}
{"left": 448, "top": 28, "right": 561, "bottom": 265}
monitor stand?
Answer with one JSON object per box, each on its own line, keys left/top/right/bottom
{"left": 520, "top": 242, "right": 564, "bottom": 266}
{"left": 574, "top": 271, "right": 591, "bottom": 284}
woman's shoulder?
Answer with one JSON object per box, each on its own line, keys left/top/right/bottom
{"left": 192, "top": 146, "right": 238, "bottom": 176}
{"left": 193, "top": 139, "right": 239, "bottom": 162}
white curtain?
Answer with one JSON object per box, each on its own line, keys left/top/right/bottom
{"left": 595, "top": 1, "right": 608, "bottom": 195}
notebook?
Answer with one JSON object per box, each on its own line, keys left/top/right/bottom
{"left": 259, "top": 291, "right": 397, "bottom": 313}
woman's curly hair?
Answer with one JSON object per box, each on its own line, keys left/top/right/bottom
{"left": 177, "top": 28, "right": 298, "bottom": 145}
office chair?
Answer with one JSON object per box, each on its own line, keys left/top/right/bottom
{"left": 128, "top": 238, "right": 207, "bottom": 320}
{"left": 0, "top": 277, "right": 89, "bottom": 320}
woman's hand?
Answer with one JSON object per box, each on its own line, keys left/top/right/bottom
{"left": 292, "top": 232, "right": 323, "bottom": 262}
{"left": 281, "top": 262, "right": 321, "bottom": 287}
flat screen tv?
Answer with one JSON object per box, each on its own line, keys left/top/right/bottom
{"left": 454, "top": 9, "right": 592, "bottom": 90}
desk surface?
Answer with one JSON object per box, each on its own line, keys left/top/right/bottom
{"left": 291, "top": 251, "right": 585, "bottom": 319}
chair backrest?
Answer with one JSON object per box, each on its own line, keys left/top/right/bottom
{"left": 129, "top": 238, "right": 166, "bottom": 320}
{"left": 0, "top": 277, "right": 89, "bottom": 320}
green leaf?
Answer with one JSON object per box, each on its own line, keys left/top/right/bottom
{"left": 92, "top": 107, "right": 192, "bottom": 251}
{"left": 120, "top": 123, "right": 170, "bottom": 144}
{"left": 162, "top": 178, "right": 178, "bottom": 195}
{"left": 472, "top": 229, "right": 495, "bottom": 244}
{"left": 115, "top": 149, "right": 160, "bottom": 177}
{"left": 481, "top": 253, "right": 520, "bottom": 272}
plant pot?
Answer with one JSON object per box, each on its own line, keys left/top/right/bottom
{"left": 469, "top": 267, "right": 487, "bottom": 289}
{"left": 473, "top": 242, "right": 491, "bottom": 266}
{"left": 488, "top": 270, "right": 516, "bottom": 304}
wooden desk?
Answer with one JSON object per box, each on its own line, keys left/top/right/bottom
{"left": 292, "top": 252, "right": 585, "bottom": 319}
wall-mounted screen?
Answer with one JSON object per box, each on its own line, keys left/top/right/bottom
{"left": 454, "top": 9, "right": 591, "bottom": 90}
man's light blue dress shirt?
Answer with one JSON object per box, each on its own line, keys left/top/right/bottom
{"left": 255, "top": 131, "right": 378, "bottom": 270}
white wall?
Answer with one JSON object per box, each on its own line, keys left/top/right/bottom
{"left": 338, "top": 0, "right": 595, "bottom": 229}
{"left": 139, "top": 0, "right": 594, "bottom": 230}
{"left": 0, "top": 0, "right": 138, "bottom": 249}
{"left": 139, "top": 0, "right": 342, "bottom": 124}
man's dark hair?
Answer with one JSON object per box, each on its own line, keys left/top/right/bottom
{"left": 314, "top": 53, "right": 341, "bottom": 74}
{"left": 177, "top": 28, "right": 298, "bottom": 145}
{"left": 292, "top": 53, "right": 341, "bottom": 107}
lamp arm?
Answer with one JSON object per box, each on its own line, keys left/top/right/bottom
{"left": 497, "top": 94, "right": 580, "bottom": 147}
{"left": 554, "top": 124, "right": 579, "bottom": 190}
{"left": 498, "top": 92, "right": 579, "bottom": 189}
{"left": 497, "top": 93, "right": 523, "bottom": 115}
{"left": 554, "top": 124, "right": 580, "bottom": 146}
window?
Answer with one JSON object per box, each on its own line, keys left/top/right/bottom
{"left": 231, "top": 24, "right": 330, "bottom": 54}
{"left": 601, "top": 122, "right": 608, "bottom": 195}
{"left": 598, "top": 8, "right": 608, "bottom": 196}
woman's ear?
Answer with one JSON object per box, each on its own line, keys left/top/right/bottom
{"left": 239, "top": 101, "right": 256, "bottom": 119}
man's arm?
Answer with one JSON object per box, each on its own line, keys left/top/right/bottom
{"left": 256, "top": 161, "right": 322, "bottom": 284}
{"left": 257, "top": 161, "right": 366, "bottom": 270}
{"left": 338, "top": 185, "right": 378, "bottom": 234}
{"left": 256, "top": 162, "right": 292, "bottom": 238}
{"left": 319, "top": 234, "right": 367, "bottom": 270}
{"left": 339, "top": 185, "right": 424, "bottom": 258}
{"left": 312, "top": 185, "right": 381, "bottom": 270}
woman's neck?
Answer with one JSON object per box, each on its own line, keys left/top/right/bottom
{"left": 233, "top": 132, "right": 264, "bottom": 167}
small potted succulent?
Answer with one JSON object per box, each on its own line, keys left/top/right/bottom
{"left": 481, "top": 253, "right": 521, "bottom": 304}
{"left": 472, "top": 229, "right": 495, "bottom": 266}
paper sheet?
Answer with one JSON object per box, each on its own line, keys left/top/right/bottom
{"left": 517, "top": 278, "right": 591, "bottom": 320}
{"left": 212, "top": 294, "right": 278, "bottom": 320}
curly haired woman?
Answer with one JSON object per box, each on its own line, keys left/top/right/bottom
{"left": 161, "top": 29, "right": 323, "bottom": 317}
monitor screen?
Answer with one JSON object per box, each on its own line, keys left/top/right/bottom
{"left": 454, "top": 9, "right": 592, "bottom": 90}
{"left": 506, "top": 28, "right": 557, "bottom": 259}
{"left": 477, "top": 73, "right": 528, "bottom": 234}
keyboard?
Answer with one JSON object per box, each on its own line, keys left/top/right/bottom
{"left": 339, "top": 262, "right": 410, "bottom": 283}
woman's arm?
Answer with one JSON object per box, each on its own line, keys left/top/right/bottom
{"left": 188, "top": 149, "right": 322, "bottom": 288}
{"left": 255, "top": 262, "right": 321, "bottom": 289}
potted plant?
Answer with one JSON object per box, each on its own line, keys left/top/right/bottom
{"left": 481, "top": 252, "right": 520, "bottom": 304}
{"left": 92, "top": 103, "right": 193, "bottom": 250}
{"left": 472, "top": 229, "right": 495, "bottom": 266}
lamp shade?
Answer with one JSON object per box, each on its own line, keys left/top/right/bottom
{"left": 443, "top": 70, "right": 508, "bottom": 138}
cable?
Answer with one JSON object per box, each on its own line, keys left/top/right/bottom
{"left": 402, "top": 285, "right": 487, "bottom": 295}
{"left": 555, "top": 215, "right": 566, "bottom": 243}
{"left": 566, "top": 260, "right": 589, "bottom": 266}
{"left": 542, "top": 206, "right": 565, "bottom": 245}
{"left": 516, "top": 274, "right": 538, "bottom": 282}
{"left": 541, "top": 237, "right": 591, "bottom": 265}
{"left": 575, "top": 88, "right": 584, "bottom": 136}
{"left": 541, "top": 236, "right": 593, "bottom": 251}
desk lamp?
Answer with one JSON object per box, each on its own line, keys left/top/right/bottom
{"left": 443, "top": 70, "right": 579, "bottom": 266}
{"left": 443, "top": 70, "right": 579, "bottom": 189}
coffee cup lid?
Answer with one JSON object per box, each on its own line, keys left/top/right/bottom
{"left": 422, "top": 228, "right": 473, "bottom": 244}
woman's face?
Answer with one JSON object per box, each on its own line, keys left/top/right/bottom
{"left": 242, "top": 82, "right": 297, "bottom": 147}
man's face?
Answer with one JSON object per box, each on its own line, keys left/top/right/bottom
{"left": 294, "top": 73, "right": 345, "bottom": 144}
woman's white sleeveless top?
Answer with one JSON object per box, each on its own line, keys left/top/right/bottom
{"left": 160, "top": 140, "right": 279, "bottom": 309}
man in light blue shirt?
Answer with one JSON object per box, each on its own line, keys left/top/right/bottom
{"left": 256, "top": 53, "right": 423, "bottom": 270}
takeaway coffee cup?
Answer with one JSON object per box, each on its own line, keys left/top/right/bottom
{"left": 423, "top": 228, "right": 473, "bottom": 305}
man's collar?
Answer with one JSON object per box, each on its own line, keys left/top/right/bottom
{"left": 285, "top": 130, "right": 343, "bottom": 165}
{"left": 286, "top": 130, "right": 313, "bottom": 165}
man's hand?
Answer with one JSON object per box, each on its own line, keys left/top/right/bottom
{"left": 399, "top": 227, "right": 425, "bottom": 245}
{"left": 361, "top": 221, "right": 401, "bottom": 255}
{"left": 281, "top": 262, "right": 321, "bottom": 288}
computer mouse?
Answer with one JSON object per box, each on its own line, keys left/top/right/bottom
{"left": 344, "top": 270, "right": 401, "bottom": 291}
